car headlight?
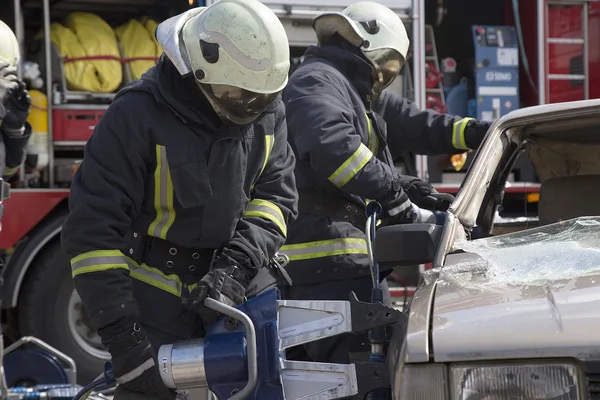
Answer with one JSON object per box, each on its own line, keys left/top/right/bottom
{"left": 449, "top": 362, "right": 582, "bottom": 400}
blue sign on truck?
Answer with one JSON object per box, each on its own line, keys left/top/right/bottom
{"left": 472, "top": 25, "right": 520, "bottom": 121}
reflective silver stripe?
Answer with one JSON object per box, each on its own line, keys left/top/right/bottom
{"left": 388, "top": 198, "right": 412, "bottom": 216}
{"left": 328, "top": 143, "right": 373, "bottom": 188}
{"left": 148, "top": 145, "right": 176, "bottom": 239}
{"left": 244, "top": 199, "right": 286, "bottom": 236}
{"left": 116, "top": 357, "right": 155, "bottom": 384}
{"left": 280, "top": 238, "right": 369, "bottom": 261}
{"left": 70, "top": 250, "right": 129, "bottom": 277}
{"left": 71, "top": 255, "right": 128, "bottom": 272}
{"left": 126, "top": 258, "right": 183, "bottom": 297}
{"left": 452, "top": 118, "right": 474, "bottom": 151}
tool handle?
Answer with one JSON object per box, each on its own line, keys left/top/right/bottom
{"left": 204, "top": 298, "right": 258, "bottom": 400}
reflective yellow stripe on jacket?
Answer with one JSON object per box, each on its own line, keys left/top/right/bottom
{"left": 328, "top": 143, "right": 373, "bottom": 188}
{"left": 245, "top": 135, "right": 286, "bottom": 236}
{"left": 452, "top": 117, "right": 475, "bottom": 151}
{"left": 3, "top": 165, "right": 19, "bottom": 178}
{"left": 125, "top": 256, "right": 184, "bottom": 297}
{"left": 251, "top": 134, "right": 275, "bottom": 192}
{"left": 71, "top": 251, "right": 190, "bottom": 297}
{"left": 148, "top": 145, "right": 175, "bottom": 239}
{"left": 280, "top": 238, "right": 369, "bottom": 261}
{"left": 365, "top": 114, "right": 379, "bottom": 156}
{"left": 243, "top": 199, "right": 286, "bottom": 237}
{"left": 71, "top": 250, "right": 129, "bottom": 278}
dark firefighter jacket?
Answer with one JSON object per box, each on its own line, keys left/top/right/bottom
{"left": 61, "top": 58, "right": 298, "bottom": 334}
{"left": 0, "top": 122, "right": 31, "bottom": 179}
{"left": 281, "top": 45, "right": 489, "bottom": 285}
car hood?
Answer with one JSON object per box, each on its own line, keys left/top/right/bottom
{"left": 431, "top": 216, "right": 600, "bottom": 363}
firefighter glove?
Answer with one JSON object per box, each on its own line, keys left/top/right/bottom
{"left": 377, "top": 176, "right": 416, "bottom": 224}
{"left": 183, "top": 251, "right": 248, "bottom": 329}
{"left": 0, "top": 63, "right": 19, "bottom": 120}
{"left": 398, "top": 176, "right": 454, "bottom": 211}
{"left": 2, "top": 79, "right": 31, "bottom": 132}
{"left": 464, "top": 119, "right": 492, "bottom": 150}
{"left": 100, "top": 319, "right": 176, "bottom": 400}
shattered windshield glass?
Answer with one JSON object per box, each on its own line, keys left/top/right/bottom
{"left": 449, "top": 217, "right": 600, "bottom": 285}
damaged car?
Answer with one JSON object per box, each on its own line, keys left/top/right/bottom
{"left": 376, "top": 98, "right": 600, "bottom": 399}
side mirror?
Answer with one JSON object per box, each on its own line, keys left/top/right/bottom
{"left": 375, "top": 224, "right": 443, "bottom": 267}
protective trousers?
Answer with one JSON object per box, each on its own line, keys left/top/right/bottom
{"left": 112, "top": 260, "right": 205, "bottom": 400}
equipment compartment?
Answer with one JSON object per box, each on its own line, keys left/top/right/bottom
{"left": 52, "top": 106, "right": 107, "bottom": 144}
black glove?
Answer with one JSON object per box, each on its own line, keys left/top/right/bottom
{"left": 100, "top": 319, "right": 176, "bottom": 400}
{"left": 464, "top": 119, "right": 492, "bottom": 150}
{"left": 398, "top": 176, "right": 454, "bottom": 211}
{"left": 0, "top": 63, "right": 20, "bottom": 120}
{"left": 2, "top": 80, "right": 31, "bottom": 132}
{"left": 245, "top": 254, "right": 293, "bottom": 298}
{"left": 183, "top": 251, "right": 248, "bottom": 329}
{"left": 377, "top": 177, "right": 417, "bottom": 225}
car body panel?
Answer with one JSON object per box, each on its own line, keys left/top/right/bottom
{"left": 403, "top": 278, "right": 438, "bottom": 363}
{"left": 431, "top": 217, "right": 600, "bottom": 363}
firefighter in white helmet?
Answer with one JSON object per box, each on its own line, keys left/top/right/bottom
{"left": 0, "top": 20, "right": 32, "bottom": 200}
{"left": 280, "top": 1, "right": 491, "bottom": 364}
{"left": 61, "top": 1, "right": 297, "bottom": 399}
{"left": 0, "top": 19, "right": 31, "bottom": 397}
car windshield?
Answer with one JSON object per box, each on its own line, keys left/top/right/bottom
{"left": 449, "top": 216, "right": 600, "bottom": 285}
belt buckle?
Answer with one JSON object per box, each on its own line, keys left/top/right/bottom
{"left": 0, "top": 179, "right": 10, "bottom": 202}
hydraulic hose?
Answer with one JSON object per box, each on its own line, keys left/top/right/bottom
{"left": 365, "top": 201, "right": 382, "bottom": 290}
{"left": 364, "top": 202, "right": 386, "bottom": 361}
{"left": 72, "top": 362, "right": 116, "bottom": 400}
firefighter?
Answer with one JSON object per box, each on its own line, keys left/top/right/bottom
{"left": 0, "top": 20, "right": 32, "bottom": 214}
{"left": 280, "top": 1, "right": 490, "bottom": 364}
{"left": 60, "top": 1, "right": 297, "bottom": 399}
{"left": 0, "top": 19, "right": 31, "bottom": 396}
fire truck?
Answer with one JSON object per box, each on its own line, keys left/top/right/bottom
{"left": 0, "top": 0, "right": 598, "bottom": 384}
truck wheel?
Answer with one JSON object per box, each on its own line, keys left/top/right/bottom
{"left": 17, "top": 239, "right": 109, "bottom": 384}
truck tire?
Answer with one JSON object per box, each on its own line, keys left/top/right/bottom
{"left": 17, "top": 238, "right": 108, "bottom": 384}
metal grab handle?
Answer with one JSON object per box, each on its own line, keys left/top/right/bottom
{"left": 5, "top": 336, "right": 77, "bottom": 385}
{"left": 204, "top": 298, "right": 258, "bottom": 400}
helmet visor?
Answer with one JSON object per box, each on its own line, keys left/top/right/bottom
{"left": 199, "top": 83, "right": 279, "bottom": 125}
{"left": 367, "top": 48, "right": 404, "bottom": 89}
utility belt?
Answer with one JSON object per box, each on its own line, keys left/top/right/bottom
{"left": 125, "top": 231, "right": 215, "bottom": 279}
{"left": 124, "top": 232, "right": 294, "bottom": 291}
{"left": 298, "top": 191, "right": 367, "bottom": 230}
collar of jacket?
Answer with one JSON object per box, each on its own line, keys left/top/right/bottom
{"left": 304, "top": 45, "right": 374, "bottom": 105}
{"left": 116, "top": 56, "right": 224, "bottom": 133}
{"left": 154, "top": 57, "right": 224, "bottom": 132}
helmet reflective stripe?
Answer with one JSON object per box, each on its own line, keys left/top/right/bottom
{"left": 0, "top": 20, "right": 20, "bottom": 68}
{"left": 313, "top": 1, "right": 410, "bottom": 66}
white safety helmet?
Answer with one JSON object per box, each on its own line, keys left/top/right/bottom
{"left": 0, "top": 19, "right": 20, "bottom": 68}
{"left": 313, "top": 1, "right": 409, "bottom": 92}
{"left": 156, "top": 0, "right": 290, "bottom": 125}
